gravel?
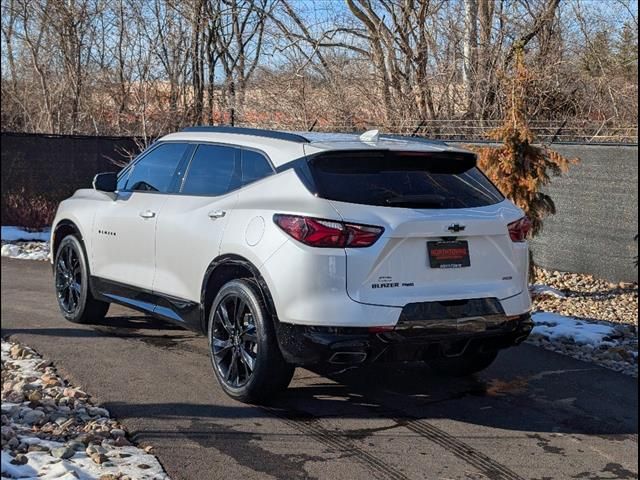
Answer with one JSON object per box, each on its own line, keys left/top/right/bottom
{"left": 1, "top": 339, "right": 169, "bottom": 480}
{"left": 530, "top": 267, "right": 638, "bottom": 377}
{"left": 532, "top": 266, "right": 638, "bottom": 326}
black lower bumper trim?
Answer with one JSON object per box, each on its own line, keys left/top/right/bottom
{"left": 275, "top": 313, "right": 533, "bottom": 366}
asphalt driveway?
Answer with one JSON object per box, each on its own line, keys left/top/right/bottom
{"left": 2, "top": 257, "right": 638, "bottom": 480}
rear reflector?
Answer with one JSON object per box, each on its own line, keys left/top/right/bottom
{"left": 508, "top": 216, "right": 532, "bottom": 242}
{"left": 368, "top": 326, "right": 395, "bottom": 333}
{"left": 273, "top": 214, "right": 384, "bottom": 248}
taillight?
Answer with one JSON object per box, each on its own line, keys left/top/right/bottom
{"left": 273, "top": 214, "right": 384, "bottom": 248}
{"left": 508, "top": 216, "right": 532, "bottom": 242}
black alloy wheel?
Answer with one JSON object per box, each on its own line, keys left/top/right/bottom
{"left": 210, "top": 293, "right": 259, "bottom": 388}
{"left": 55, "top": 242, "right": 82, "bottom": 315}
{"left": 54, "top": 235, "right": 109, "bottom": 323}
{"left": 208, "top": 279, "right": 294, "bottom": 403}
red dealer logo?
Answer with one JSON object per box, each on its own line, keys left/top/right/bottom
{"left": 431, "top": 247, "right": 468, "bottom": 259}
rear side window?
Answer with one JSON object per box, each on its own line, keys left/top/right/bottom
{"left": 308, "top": 151, "right": 504, "bottom": 209}
{"left": 241, "top": 149, "right": 273, "bottom": 185}
{"left": 124, "top": 143, "right": 188, "bottom": 193}
{"left": 181, "top": 144, "right": 241, "bottom": 196}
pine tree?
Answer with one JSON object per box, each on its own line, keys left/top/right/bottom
{"left": 615, "top": 23, "right": 638, "bottom": 82}
{"left": 581, "top": 30, "right": 613, "bottom": 77}
{"left": 474, "top": 44, "right": 577, "bottom": 238}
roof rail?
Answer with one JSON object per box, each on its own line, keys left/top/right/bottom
{"left": 181, "top": 126, "right": 309, "bottom": 143}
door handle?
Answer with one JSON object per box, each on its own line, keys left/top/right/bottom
{"left": 139, "top": 210, "right": 156, "bottom": 219}
{"left": 208, "top": 210, "right": 226, "bottom": 219}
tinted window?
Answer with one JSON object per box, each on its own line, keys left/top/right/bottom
{"left": 181, "top": 144, "right": 241, "bottom": 195}
{"left": 116, "top": 167, "right": 131, "bottom": 191}
{"left": 309, "top": 151, "right": 504, "bottom": 209}
{"left": 125, "top": 143, "right": 188, "bottom": 193}
{"left": 242, "top": 149, "right": 273, "bottom": 185}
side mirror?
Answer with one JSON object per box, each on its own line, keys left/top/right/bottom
{"left": 93, "top": 172, "right": 117, "bottom": 192}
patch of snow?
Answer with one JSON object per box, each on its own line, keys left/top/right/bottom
{"left": 1, "top": 242, "right": 50, "bottom": 261}
{"left": 1, "top": 225, "right": 51, "bottom": 262}
{"left": 2, "top": 439, "right": 168, "bottom": 480}
{"left": 1, "top": 226, "right": 50, "bottom": 242}
{"left": 1, "top": 244, "right": 21, "bottom": 257}
{"left": 531, "top": 312, "right": 616, "bottom": 347}
{"left": 529, "top": 283, "right": 566, "bottom": 299}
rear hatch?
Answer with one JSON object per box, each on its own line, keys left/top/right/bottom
{"left": 306, "top": 150, "right": 526, "bottom": 307}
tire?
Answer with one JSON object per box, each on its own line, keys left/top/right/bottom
{"left": 207, "top": 279, "right": 294, "bottom": 403}
{"left": 430, "top": 350, "right": 498, "bottom": 377}
{"left": 54, "top": 235, "right": 109, "bottom": 324}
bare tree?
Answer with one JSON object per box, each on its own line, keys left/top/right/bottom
{"left": 18, "top": 0, "right": 56, "bottom": 132}
{"left": 0, "top": 0, "right": 636, "bottom": 141}
{"left": 47, "top": 0, "right": 99, "bottom": 133}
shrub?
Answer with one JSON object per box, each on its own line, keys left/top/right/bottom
{"left": 472, "top": 46, "right": 578, "bottom": 237}
{"left": 1, "top": 188, "right": 58, "bottom": 230}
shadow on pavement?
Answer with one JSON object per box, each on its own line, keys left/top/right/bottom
{"left": 312, "top": 363, "right": 638, "bottom": 436}
{"left": 4, "top": 313, "right": 638, "bottom": 439}
{"left": 100, "top": 360, "right": 638, "bottom": 438}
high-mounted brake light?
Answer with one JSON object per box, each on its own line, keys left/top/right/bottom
{"left": 273, "top": 214, "right": 384, "bottom": 248}
{"left": 508, "top": 216, "right": 532, "bottom": 242}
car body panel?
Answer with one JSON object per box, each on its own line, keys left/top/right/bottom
{"left": 218, "top": 168, "right": 349, "bottom": 322}
{"left": 51, "top": 189, "right": 110, "bottom": 268}
{"left": 152, "top": 191, "right": 239, "bottom": 301}
{"left": 260, "top": 238, "right": 402, "bottom": 327}
{"left": 90, "top": 191, "right": 167, "bottom": 290}
{"left": 324, "top": 199, "right": 529, "bottom": 308}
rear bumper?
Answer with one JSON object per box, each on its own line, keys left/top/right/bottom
{"left": 275, "top": 312, "right": 533, "bottom": 366}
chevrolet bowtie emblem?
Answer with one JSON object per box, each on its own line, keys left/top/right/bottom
{"left": 448, "top": 224, "right": 466, "bottom": 233}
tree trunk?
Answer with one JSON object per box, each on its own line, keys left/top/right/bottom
{"left": 463, "top": 0, "right": 478, "bottom": 117}
{"left": 477, "top": 0, "right": 494, "bottom": 119}
{"left": 191, "top": 0, "right": 205, "bottom": 124}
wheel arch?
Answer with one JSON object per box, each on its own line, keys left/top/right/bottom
{"left": 51, "top": 219, "right": 97, "bottom": 281}
{"left": 200, "top": 254, "right": 278, "bottom": 334}
{"left": 52, "top": 219, "right": 85, "bottom": 261}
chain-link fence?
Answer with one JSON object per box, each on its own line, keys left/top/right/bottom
{"left": 235, "top": 120, "right": 639, "bottom": 144}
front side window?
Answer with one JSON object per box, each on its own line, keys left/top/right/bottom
{"left": 181, "top": 144, "right": 241, "bottom": 196}
{"left": 116, "top": 167, "right": 131, "bottom": 191}
{"left": 124, "top": 143, "right": 188, "bottom": 193}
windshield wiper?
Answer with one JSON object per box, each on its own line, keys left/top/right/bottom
{"left": 385, "top": 194, "right": 446, "bottom": 207}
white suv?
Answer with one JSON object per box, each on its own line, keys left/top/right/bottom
{"left": 51, "top": 127, "right": 533, "bottom": 403}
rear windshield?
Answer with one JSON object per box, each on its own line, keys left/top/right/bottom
{"left": 308, "top": 151, "right": 504, "bottom": 209}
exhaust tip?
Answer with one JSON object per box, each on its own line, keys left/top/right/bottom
{"left": 329, "top": 351, "right": 368, "bottom": 365}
